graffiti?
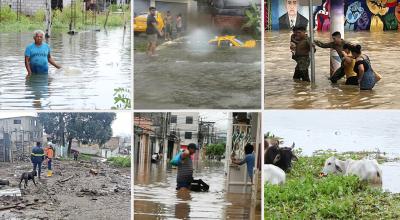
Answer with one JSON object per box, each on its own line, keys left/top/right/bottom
{"left": 395, "top": 3, "right": 400, "bottom": 29}
{"left": 356, "top": 11, "right": 370, "bottom": 30}
{"left": 314, "top": 0, "right": 330, "bottom": 31}
{"left": 268, "top": 0, "right": 400, "bottom": 32}
{"left": 345, "top": 1, "right": 365, "bottom": 30}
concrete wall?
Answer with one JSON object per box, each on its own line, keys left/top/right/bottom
{"left": 170, "top": 112, "right": 199, "bottom": 147}
{"left": 0, "top": 116, "right": 43, "bottom": 143}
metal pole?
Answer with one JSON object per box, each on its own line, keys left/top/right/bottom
{"left": 330, "top": 0, "right": 344, "bottom": 76}
{"left": 308, "top": 0, "right": 315, "bottom": 84}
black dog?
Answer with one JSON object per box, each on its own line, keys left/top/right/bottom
{"left": 19, "top": 170, "right": 37, "bottom": 188}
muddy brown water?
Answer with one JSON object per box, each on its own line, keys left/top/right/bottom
{"left": 134, "top": 160, "right": 255, "bottom": 219}
{"left": 265, "top": 31, "right": 400, "bottom": 109}
{"left": 0, "top": 27, "right": 131, "bottom": 110}
{"left": 134, "top": 31, "right": 261, "bottom": 109}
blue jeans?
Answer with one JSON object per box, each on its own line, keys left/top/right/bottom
{"left": 48, "top": 159, "right": 52, "bottom": 170}
{"left": 176, "top": 181, "right": 191, "bottom": 190}
{"left": 33, "top": 162, "right": 42, "bottom": 178}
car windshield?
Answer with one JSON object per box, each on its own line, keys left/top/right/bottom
{"left": 234, "top": 39, "right": 244, "bottom": 45}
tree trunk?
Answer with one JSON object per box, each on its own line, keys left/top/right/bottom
{"left": 68, "top": 138, "right": 73, "bottom": 157}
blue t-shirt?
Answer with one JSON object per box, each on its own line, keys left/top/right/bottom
{"left": 239, "top": 153, "right": 255, "bottom": 179}
{"left": 25, "top": 43, "right": 51, "bottom": 74}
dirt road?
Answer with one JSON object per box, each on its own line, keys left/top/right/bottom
{"left": 0, "top": 159, "right": 131, "bottom": 220}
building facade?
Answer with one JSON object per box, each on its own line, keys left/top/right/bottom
{"left": 0, "top": 116, "right": 43, "bottom": 162}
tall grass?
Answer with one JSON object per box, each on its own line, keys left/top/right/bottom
{"left": 108, "top": 156, "right": 131, "bottom": 167}
{"left": 265, "top": 150, "right": 400, "bottom": 219}
{"left": 0, "top": 1, "right": 130, "bottom": 32}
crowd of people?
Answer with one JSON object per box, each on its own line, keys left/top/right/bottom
{"left": 290, "top": 26, "right": 381, "bottom": 90}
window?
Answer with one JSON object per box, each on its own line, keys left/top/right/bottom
{"left": 13, "top": 119, "right": 21, "bottom": 124}
{"left": 184, "top": 132, "right": 192, "bottom": 139}
{"left": 171, "top": 115, "right": 177, "bottom": 123}
{"left": 186, "top": 116, "right": 193, "bottom": 124}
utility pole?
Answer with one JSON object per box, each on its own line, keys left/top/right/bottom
{"left": 330, "top": 0, "right": 344, "bottom": 76}
{"left": 45, "top": 0, "right": 52, "bottom": 38}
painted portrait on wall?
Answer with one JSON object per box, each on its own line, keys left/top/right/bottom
{"left": 278, "top": 0, "right": 309, "bottom": 29}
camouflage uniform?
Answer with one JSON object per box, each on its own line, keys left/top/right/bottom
{"left": 293, "top": 55, "right": 310, "bottom": 82}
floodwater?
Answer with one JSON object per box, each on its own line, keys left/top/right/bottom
{"left": 134, "top": 30, "right": 261, "bottom": 109}
{"left": 134, "top": 160, "right": 258, "bottom": 219}
{"left": 265, "top": 31, "right": 400, "bottom": 109}
{"left": 264, "top": 110, "right": 400, "bottom": 193}
{"left": 0, "top": 27, "right": 131, "bottom": 109}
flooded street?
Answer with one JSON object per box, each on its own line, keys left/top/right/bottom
{"left": 264, "top": 110, "right": 400, "bottom": 193}
{"left": 265, "top": 31, "right": 400, "bottom": 109}
{"left": 0, "top": 27, "right": 131, "bottom": 109}
{"left": 134, "top": 160, "right": 257, "bottom": 219}
{"left": 134, "top": 33, "right": 261, "bottom": 109}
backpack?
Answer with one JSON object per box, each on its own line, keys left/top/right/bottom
{"left": 359, "top": 55, "right": 376, "bottom": 90}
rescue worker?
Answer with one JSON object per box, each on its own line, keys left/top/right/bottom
{"left": 45, "top": 143, "right": 54, "bottom": 177}
{"left": 31, "top": 142, "right": 45, "bottom": 179}
{"left": 292, "top": 26, "right": 314, "bottom": 82}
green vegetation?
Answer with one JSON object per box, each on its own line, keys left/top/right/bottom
{"left": 0, "top": 2, "right": 130, "bottom": 32}
{"left": 242, "top": 1, "right": 261, "bottom": 39}
{"left": 265, "top": 150, "right": 400, "bottom": 219}
{"left": 79, "top": 153, "right": 93, "bottom": 161}
{"left": 205, "top": 143, "right": 225, "bottom": 160}
{"left": 108, "top": 156, "right": 131, "bottom": 167}
{"left": 112, "top": 87, "right": 131, "bottom": 110}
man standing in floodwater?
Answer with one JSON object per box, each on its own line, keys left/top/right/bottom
{"left": 314, "top": 31, "right": 352, "bottom": 83}
{"left": 177, "top": 143, "right": 196, "bottom": 190}
{"left": 176, "top": 143, "right": 209, "bottom": 191}
{"left": 232, "top": 143, "right": 255, "bottom": 183}
{"left": 31, "top": 142, "right": 45, "bottom": 179}
{"left": 24, "top": 30, "right": 61, "bottom": 77}
{"left": 292, "top": 26, "right": 313, "bottom": 82}
{"left": 146, "top": 7, "right": 163, "bottom": 57}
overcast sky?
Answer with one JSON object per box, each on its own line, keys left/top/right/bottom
{"left": 0, "top": 112, "right": 131, "bottom": 137}
{"left": 199, "top": 112, "right": 228, "bottom": 132}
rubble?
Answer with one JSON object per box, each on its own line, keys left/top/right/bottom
{"left": 0, "top": 159, "right": 131, "bottom": 220}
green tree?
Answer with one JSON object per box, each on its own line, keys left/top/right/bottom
{"left": 38, "top": 113, "right": 116, "bottom": 156}
{"left": 205, "top": 143, "right": 226, "bottom": 160}
{"left": 242, "top": 1, "right": 261, "bottom": 39}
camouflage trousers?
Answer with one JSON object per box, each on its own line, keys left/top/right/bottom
{"left": 293, "top": 56, "right": 310, "bottom": 82}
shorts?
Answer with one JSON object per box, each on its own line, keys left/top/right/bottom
{"left": 165, "top": 24, "right": 173, "bottom": 34}
{"left": 176, "top": 27, "right": 182, "bottom": 33}
{"left": 176, "top": 181, "right": 191, "bottom": 190}
{"left": 147, "top": 34, "right": 157, "bottom": 43}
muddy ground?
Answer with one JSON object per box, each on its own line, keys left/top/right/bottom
{"left": 0, "top": 159, "right": 131, "bottom": 220}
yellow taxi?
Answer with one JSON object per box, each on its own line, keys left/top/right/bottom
{"left": 208, "top": 35, "right": 256, "bottom": 48}
{"left": 134, "top": 12, "right": 164, "bottom": 35}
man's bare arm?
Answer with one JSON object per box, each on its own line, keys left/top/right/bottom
{"left": 314, "top": 40, "right": 332, "bottom": 48}
{"left": 25, "top": 56, "right": 32, "bottom": 76}
{"left": 152, "top": 22, "right": 162, "bottom": 36}
{"left": 48, "top": 54, "right": 61, "bottom": 69}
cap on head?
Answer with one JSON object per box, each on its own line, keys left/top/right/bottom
{"left": 188, "top": 143, "right": 197, "bottom": 150}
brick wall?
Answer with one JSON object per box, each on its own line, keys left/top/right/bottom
{"left": 1, "top": 0, "right": 45, "bottom": 16}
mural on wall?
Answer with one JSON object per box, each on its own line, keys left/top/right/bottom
{"left": 314, "top": 0, "right": 331, "bottom": 31}
{"left": 278, "top": 0, "right": 309, "bottom": 30}
{"left": 266, "top": 0, "right": 400, "bottom": 31}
